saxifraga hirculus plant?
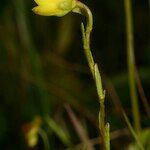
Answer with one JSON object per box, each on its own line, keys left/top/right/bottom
{"left": 32, "top": 0, "right": 110, "bottom": 149}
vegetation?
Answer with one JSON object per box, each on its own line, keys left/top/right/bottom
{"left": 0, "top": 0, "right": 150, "bottom": 149}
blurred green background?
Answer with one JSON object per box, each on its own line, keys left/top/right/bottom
{"left": 0, "top": 0, "right": 150, "bottom": 149}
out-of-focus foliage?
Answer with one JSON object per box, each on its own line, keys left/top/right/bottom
{"left": 0, "top": 0, "right": 149, "bottom": 149}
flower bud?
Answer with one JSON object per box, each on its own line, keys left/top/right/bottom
{"left": 32, "top": 0, "right": 76, "bottom": 16}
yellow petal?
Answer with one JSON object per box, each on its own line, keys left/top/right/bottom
{"left": 32, "top": 5, "right": 56, "bottom": 16}
{"left": 34, "top": 0, "right": 51, "bottom": 5}
{"left": 33, "top": 0, "right": 76, "bottom": 16}
{"left": 32, "top": 5, "right": 69, "bottom": 16}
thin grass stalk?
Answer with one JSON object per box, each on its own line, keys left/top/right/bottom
{"left": 124, "top": 0, "right": 141, "bottom": 134}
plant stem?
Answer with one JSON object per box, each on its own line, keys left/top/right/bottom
{"left": 73, "top": 2, "right": 110, "bottom": 149}
{"left": 124, "top": 0, "right": 141, "bottom": 133}
{"left": 73, "top": 2, "right": 94, "bottom": 75}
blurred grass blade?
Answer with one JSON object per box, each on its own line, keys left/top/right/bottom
{"left": 45, "top": 116, "right": 72, "bottom": 147}
{"left": 13, "top": 0, "right": 50, "bottom": 115}
{"left": 124, "top": 0, "right": 141, "bottom": 133}
{"left": 123, "top": 112, "right": 144, "bottom": 150}
{"left": 38, "top": 128, "right": 50, "bottom": 150}
{"left": 65, "top": 104, "right": 94, "bottom": 150}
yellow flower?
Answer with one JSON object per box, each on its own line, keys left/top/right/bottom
{"left": 32, "top": 0, "right": 76, "bottom": 17}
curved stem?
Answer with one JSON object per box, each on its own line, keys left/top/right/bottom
{"left": 74, "top": 1, "right": 94, "bottom": 75}
{"left": 73, "top": 2, "right": 110, "bottom": 150}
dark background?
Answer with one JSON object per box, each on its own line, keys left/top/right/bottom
{"left": 0, "top": 0, "right": 149, "bottom": 149}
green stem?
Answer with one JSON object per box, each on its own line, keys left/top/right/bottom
{"left": 73, "top": 2, "right": 94, "bottom": 75}
{"left": 73, "top": 2, "right": 110, "bottom": 150}
{"left": 124, "top": 0, "right": 141, "bottom": 133}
